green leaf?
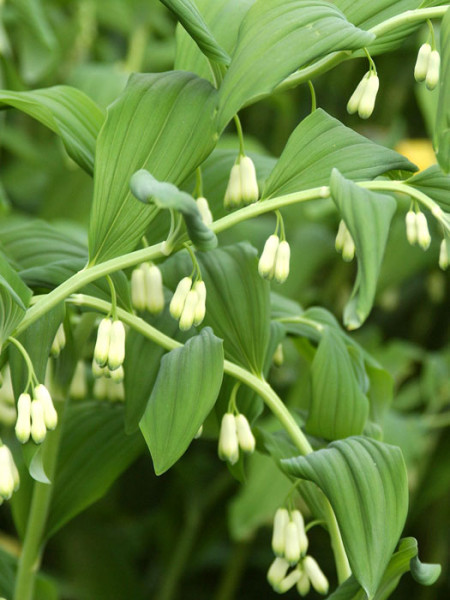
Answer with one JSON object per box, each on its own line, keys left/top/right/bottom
{"left": 139, "top": 328, "right": 223, "bottom": 475}
{"left": 162, "top": 243, "right": 271, "bottom": 373}
{"left": 0, "top": 86, "right": 104, "bottom": 175}
{"left": 436, "top": 7, "right": 450, "bottom": 173}
{"left": 174, "top": 0, "right": 254, "bottom": 81}
{"left": 283, "top": 436, "right": 409, "bottom": 598}
{"left": 406, "top": 165, "right": 450, "bottom": 211}
{"left": 262, "top": 109, "right": 416, "bottom": 198}
{"left": 124, "top": 298, "right": 187, "bottom": 434}
{"left": 329, "top": 169, "right": 397, "bottom": 330}
{"left": 88, "top": 71, "right": 219, "bottom": 263}
{"left": 328, "top": 537, "right": 441, "bottom": 600}
{"left": 217, "top": 1, "right": 374, "bottom": 127}
{"left": 9, "top": 304, "right": 64, "bottom": 396}
{"left": 0, "top": 251, "right": 32, "bottom": 349}
{"left": 161, "top": 0, "right": 230, "bottom": 65}
{"left": 130, "top": 169, "right": 217, "bottom": 250}
{"left": 45, "top": 403, "right": 144, "bottom": 538}
{"left": 307, "top": 328, "right": 369, "bottom": 440}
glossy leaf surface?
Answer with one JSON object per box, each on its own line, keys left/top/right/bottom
{"left": 88, "top": 71, "right": 218, "bottom": 263}
{"left": 283, "top": 436, "right": 409, "bottom": 598}
{"left": 139, "top": 328, "right": 223, "bottom": 475}
{"left": 330, "top": 169, "right": 397, "bottom": 330}
{"left": 262, "top": 109, "right": 416, "bottom": 198}
{"left": 0, "top": 86, "right": 104, "bottom": 174}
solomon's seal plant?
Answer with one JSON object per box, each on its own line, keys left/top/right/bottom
{"left": 0, "top": 1, "right": 449, "bottom": 599}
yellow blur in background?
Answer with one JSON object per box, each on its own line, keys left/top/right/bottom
{"left": 395, "top": 139, "right": 436, "bottom": 172}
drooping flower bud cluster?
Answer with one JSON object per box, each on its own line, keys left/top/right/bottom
{"left": 131, "top": 263, "right": 164, "bottom": 315}
{"left": 218, "top": 412, "right": 255, "bottom": 465}
{"left": 0, "top": 366, "right": 17, "bottom": 427}
{"left": 15, "top": 384, "right": 57, "bottom": 445}
{"left": 169, "top": 277, "right": 206, "bottom": 331}
{"left": 414, "top": 43, "right": 440, "bottom": 90}
{"left": 335, "top": 219, "right": 355, "bottom": 262}
{"left": 405, "top": 210, "right": 431, "bottom": 250}
{"left": 196, "top": 197, "right": 213, "bottom": 226}
{"left": 93, "top": 318, "right": 126, "bottom": 381}
{"left": 50, "top": 323, "right": 66, "bottom": 357}
{"left": 347, "top": 71, "right": 379, "bottom": 119}
{"left": 258, "top": 235, "right": 291, "bottom": 283}
{"left": 93, "top": 376, "right": 125, "bottom": 403}
{"left": 267, "top": 508, "right": 328, "bottom": 596}
{"left": 224, "top": 155, "right": 259, "bottom": 209}
{"left": 0, "top": 441, "right": 19, "bottom": 502}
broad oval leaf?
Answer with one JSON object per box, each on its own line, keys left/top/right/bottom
{"left": 217, "top": 0, "right": 374, "bottom": 127}
{"left": 161, "top": 0, "right": 230, "bottom": 65}
{"left": 436, "top": 6, "right": 450, "bottom": 173}
{"left": 0, "top": 251, "right": 32, "bottom": 349}
{"left": 45, "top": 402, "right": 144, "bottom": 538}
{"left": 175, "top": 0, "right": 255, "bottom": 81}
{"left": 283, "top": 436, "right": 409, "bottom": 598}
{"left": 406, "top": 165, "right": 450, "bottom": 212}
{"left": 88, "top": 71, "right": 219, "bottom": 263}
{"left": 262, "top": 109, "right": 416, "bottom": 199}
{"left": 139, "top": 327, "right": 224, "bottom": 475}
{"left": 130, "top": 169, "right": 217, "bottom": 250}
{"left": 329, "top": 169, "right": 397, "bottom": 330}
{"left": 307, "top": 327, "right": 369, "bottom": 440}
{"left": 0, "top": 86, "right": 104, "bottom": 175}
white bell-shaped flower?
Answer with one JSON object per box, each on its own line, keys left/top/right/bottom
{"left": 258, "top": 235, "right": 280, "bottom": 279}
{"left": 94, "top": 318, "right": 112, "bottom": 367}
{"left": 170, "top": 277, "right": 192, "bottom": 320}
{"left": 34, "top": 384, "right": 57, "bottom": 430}
{"left": 108, "top": 320, "right": 126, "bottom": 371}
{"left": 303, "top": 556, "right": 329, "bottom": 595}
{"left": 218, "top": 413, "right": 239, "bottom": 465}
{"left": 15, "top": 392, "right": 32, "bottom": 444}
{"left": 414, "top": 43, "right": 432, "bottom": 82}
{"left": 235, "top": 413, "right": 255, "bottom": 453}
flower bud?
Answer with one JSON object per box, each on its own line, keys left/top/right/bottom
{"left": 30, "top": 399, "right": 47, "bottom": 444}
{"left": 50, "top": 323, "right": 66, "bottom": 357}
{"left": 284, "top": 521, "right": 301, "bottom": 564}
{"left": 239, "top": 156, "right": 259, "bottom": 204}
{"left": 291, "top": 510, "right": 309, "bottom": 555}
{"left": 273, "top": 343, "right": 284, "bottom": 367}
{"left": 426, "top": 50, "right": 440, "bottom": 90}
{"left": 235, "top": 414, "right": 255, "bottom": 453}
{"left": 258, "top": 235, "right": 280, "bottom": 279}
{"left": 194, "top": 424, "right": 203, "bottom": 439}
{"left": 15, "top": 392, "right": 32, "bottom": 443}
{"left": 218, "top": 413, "right": 239, "bottom": 464}
{"left": 274, "top": 569, "right": 302, "bottom": 593}
{"left": 358, "top": 73, "right": 379, "bottom": 119}
{"left": 0, "top": 444, "right": 19, "bottom": 499}
{"left": 143, "top": 264, "right": 165, "bottom": 315}
{"left": 196, "top": 197, "right": 213, "bottom": 226}
{"left": 347, "top": 73, "right": 369, "bottom": 115}
{"left": 93, "top": 377, "right": 108, "bottom": 400}
{"left": 335, "top": 219, "right": 348, "bottom": 253}
{"left": 342, "top": 230, "right": 356, "bottom": 262}
{"left": 109, "top": 364, "right": 124, "bottom": 383}
{"left": 170, "top": 277, "right": 192, "bottom": 320}
{"left": 272, "top": 508, "right": 289, "bottom": 556}
{"left": 69, "top": 361, "right": 87, "bottom": 400}
{"left": 224, "top": 164, "right": 242, "bottom": 209}
{"left": 414, "top": 43, "right": 432, "bottom": 82}
{"left": 439, "top": 239, "right": 448, "bottom": 270}
{"left": 92, "top": 359, "right": 108, "bottom": 379}
{"left": 416, "top": 212, "right": 431, "bottom": 250}
{"left": 179, "top": 289, "right": 199, "bottom": 331}
{"left": 405, "top": 210, "right": 417, "bottom": 245}
{"left": 34, "top": 384, "right": 57, "bottom": 430}
{"left": 274, "top": 240, "right": 290, "bottom": 284}
{"left": 107, "top": 379, "right": 125, "bottom": 402}
{"left": 303, "top": 556, "right": 329, "bottom": 595}
{"left": 108, "top": 320, "right": 126, "bottom": 371}
{"left": 193, "top": 280, "right": 207, "bottom": 326}
{"left": 296, "top": 571, "right": 311, "bottom": 597}
{"left": 267, "top": 557, "right": 290, "bottom": 587}
{"left": 131, "top": 266, "right": 146, "bottom": 312}
{"left": 94, "top": 318, "right": 112, "bottom": 367}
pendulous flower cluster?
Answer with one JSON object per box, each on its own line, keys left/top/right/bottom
{"left": 218, "top": 412, "right": 255, "bottom": 465}
{"left": 258, "top": 235, "right": 291, "bottom": 283}
{"left": 93, "top": 318, "right": 126, "bottom": 383}
{"left": 131, "top": 263, "right": 165, "bottom": 315}
{"left": 170, "top": 278, "right": 206, "bottom": 331}
{"left": 224, "top": 155, "right": 259, "bottom": 209}
{"left": 15, "top": 384, "right": 57, "bottom": 445}
{"left": 0, "top": 441, "right": 19, "bottom": 503}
